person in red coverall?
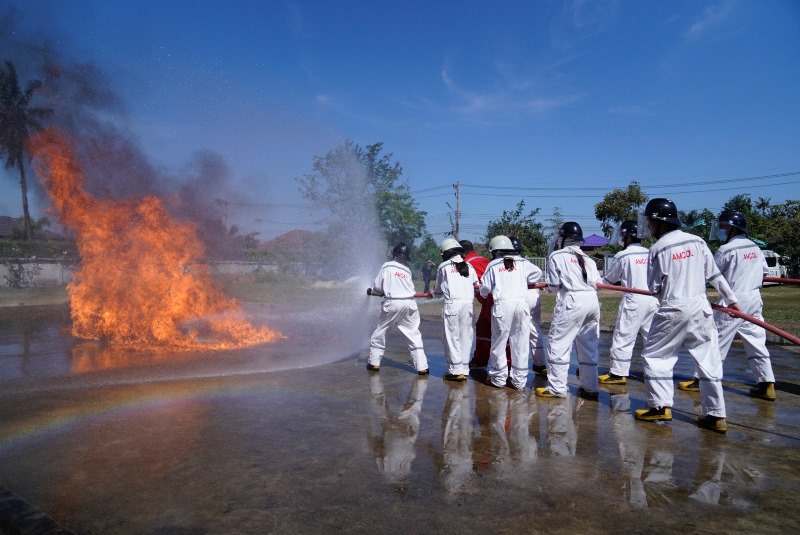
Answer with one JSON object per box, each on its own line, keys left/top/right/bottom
{"left": 460, "top": 240, "right": 496, "bottom": 369}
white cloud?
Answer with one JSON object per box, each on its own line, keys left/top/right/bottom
{"left": 684, "top": 0, "right": 735, "bottom": 40}
{"left": 439, "top": 65, "right": 579, "bottom": 122}
{"left": 607, "top": 104, "right": 656, "bottom": 117}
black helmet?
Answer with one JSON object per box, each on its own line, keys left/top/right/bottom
{"left": 392, "top": 242, "right": 410, "bottom": 261}
{"left": 619, "top": 220, "right": 639, "bottom": 239}
{"left": 559, "top": 222, "right": 583, "bottom": 242}
{"left": 718, "top": 210, "right": 747, "bottom": 233}
{"left": 508, "top": 236, "right": 523, "bottom": 254}
{"left": 644, "top": 198, "right": 681, "bottom": 226}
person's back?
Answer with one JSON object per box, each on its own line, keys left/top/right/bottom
{"left": 605, "top": 244, "right": 650, "bottom": 290}
{"left": 482, "top": 256, "right": 540, "bottom": 302}
{"left": 546, "top": 245, "right": 600, "bottom": 294}
{"left": 375, "top": 260, "right": 416, "bottom": 299}
{"left": 648, "top": 229, "right": 735, "bottom": 304}
{"left": 715, "top": 235, "right": 766, "bottom": 295}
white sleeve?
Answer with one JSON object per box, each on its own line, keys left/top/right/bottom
{"left": 479, "top": 265, "right": 494, "bottom": 298}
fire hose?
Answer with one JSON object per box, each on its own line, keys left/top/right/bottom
{"left": 367, "top": 288, "right": 432, "bottom": 298}
{"left": 595, "top": 283, "right": 800, "bottom": 346}
{"left": 763, "top": 276, "right": 800, "bottom": 285}
{"left": 367, "top": 283, "right": 799, "bottom": 345}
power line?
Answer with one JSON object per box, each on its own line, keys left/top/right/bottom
{"left": 416, "top": 169, "right": 800, "bottom": 196}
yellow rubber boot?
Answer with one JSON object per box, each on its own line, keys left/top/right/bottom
{"left": 599, "top": 373, "right": 627, "bottom": 385}
{"left": 634, "top": 406, "right": 672, "bottom": 422}
{"left": 749, "top": 382, "right": 776, "bottom": 401}
{"left": 677, "top": 378, "right": 700, "bottom": 392}
{"left": 698, "top": 415, "right": 727, "bottom": 433}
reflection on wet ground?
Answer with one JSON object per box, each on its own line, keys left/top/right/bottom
{"left": 1, "top": 307, "right": 799, "bottom": 533}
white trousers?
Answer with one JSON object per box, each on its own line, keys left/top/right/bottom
{"left": 641, "top": 296, "right": 726, "bottom": 418}
{"left": 369, "top": 299, "right": 428, "bottom": 372}
{"left": 545, "top": 291, "right": 600, "bottom": 397}
{"left": 609, "top": 294, "right": 658, "bottom": 376}
{"left": 714, "top": 290, "right": 774, "bottom": 383}
{"left": 529, "top": 293, "right": 546, "bottom": 367}
{"left": 442, "top": 300, "right": 475, "bottom": 375}
{"left": 488, "top": 299, "right": 530, "bottom": 389}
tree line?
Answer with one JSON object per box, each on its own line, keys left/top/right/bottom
{"left": 2, "top": 59, "right": 797, "bottom": 278}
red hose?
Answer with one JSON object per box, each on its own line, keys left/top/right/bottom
{"left": 710, "top": 304, "right": 800, "bottom": 345}
{"left": 596, "top": 283, "right": 799, "bottom": 345}
{"left": 763, "top": 276, "right": 800, "bottom": 285}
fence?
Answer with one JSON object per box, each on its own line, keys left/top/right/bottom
{"left": 0, "top": 260, "right": 280, "bottom": 288}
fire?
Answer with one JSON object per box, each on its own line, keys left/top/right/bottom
{"left": 29, "top": 128, "right": 283, "bottom": 350}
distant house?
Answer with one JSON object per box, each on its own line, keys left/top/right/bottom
{"left": 259, "top": 229, "right": 315, "bottom": 257}
{"left": 582, "top": 233, "right": 609, "bottom": 251}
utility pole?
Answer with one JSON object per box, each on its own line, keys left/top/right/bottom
{"left": 453, "top": 181, "right": 461, "bottom": 240}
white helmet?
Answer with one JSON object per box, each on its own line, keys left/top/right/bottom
{"left": 488, "top": 235, "right": 513, "bottom": 253}
{"left": 440, "top": 238, "right": 461, "bottom": 252}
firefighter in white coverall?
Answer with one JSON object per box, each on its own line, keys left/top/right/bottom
{"left": 433, "top": 238, "right": 479, "bottom": 381}
{"left": 479, "top": 235, "right": 543, "bottom": 390}
{"left": 599, "top": 221, "right": 659, "bottom": 385}
{"left": 535, "top": 222, "right": 601, "bottom": 400}
{"left": 634, "top": 198, "right": 740, "bottom": 434}
{"left": 679, "top": 211, "right": 776, "bottom": 400}
{"left": 509, "top": 236, "right": 548, "bottom": 377}
{"left": 367, "top": 243, "right": 429, "bottom": 375}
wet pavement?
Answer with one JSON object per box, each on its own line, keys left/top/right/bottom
{"left": 1, "top": 304, "right": 799, "bottom": 534}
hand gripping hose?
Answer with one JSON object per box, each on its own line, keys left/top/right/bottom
{"left": 595, "top": 283, "right": 800, "bottom": 346}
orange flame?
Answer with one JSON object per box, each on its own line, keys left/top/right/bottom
{"left": 29, "top": 128, "right": 283, "bottom": 350}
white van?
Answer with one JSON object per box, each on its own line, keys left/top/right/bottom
{"left": 763, "top": 250, "right": 788, "bottom": 279}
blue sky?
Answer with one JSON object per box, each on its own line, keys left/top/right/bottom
{"left": 2, "top": 0, "right": 799, "bottom": 243}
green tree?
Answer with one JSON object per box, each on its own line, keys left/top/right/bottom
{"left": 414, "top": 233, "right": 440, "bottom": 271}
{"left": 546, "top": 206, "right": 564, "bottom": 241}
{"left": 484, "top": 200, "right": 547, "bottom": 256}
{"left": 679, "top": 208, "right": 716, "bottom": 239}
{"left": 297, "top": 140, "right": 426, "bottom": 246}
{"left": 755, "top": 197, "right": 771, "bottom": 216}
{"left": 594, "top": 181, "right": 648, "bottom": 237}
{"left": 0, "top": 61, "right": 53, "bottom": 240}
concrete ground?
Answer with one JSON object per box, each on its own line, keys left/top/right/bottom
{"left": 1, "top": 304, "right": 799, "bottom": 534}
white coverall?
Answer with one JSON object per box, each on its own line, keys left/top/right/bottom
{"left": 479, "top": 256, "right": 543, "bottom": 389}
{"left": 602, "top": 244, "right": 659, "bottom": 377}
{"left": 368, "top": 260, "right": 429, "bottom": 372}
{"left": 641, "top": 230, "right": 737, "bottom": 418}
{"left": 527, "top": 286, "right": 547, "bottom": 369}
{"left": 543, "top": 245, "right": 601, "bottom": 397}
{"left": 713, "top": 235, "right": 775, "bottom": 383}
{"left": 433, "top": 255, "right": 479, "bottom": 376}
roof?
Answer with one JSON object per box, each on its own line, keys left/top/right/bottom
{"left": 583, "top": 234, "right": 610, "bottom": 247}
{"left": 259, "top": 229, "right": 314, "bottom": 253}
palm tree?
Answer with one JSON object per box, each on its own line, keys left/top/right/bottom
{"left": 756, "top": 197, "right": 771, "bottom": 216}
{"left": 0, "top": 60, "right": 52, "bottom": 240}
